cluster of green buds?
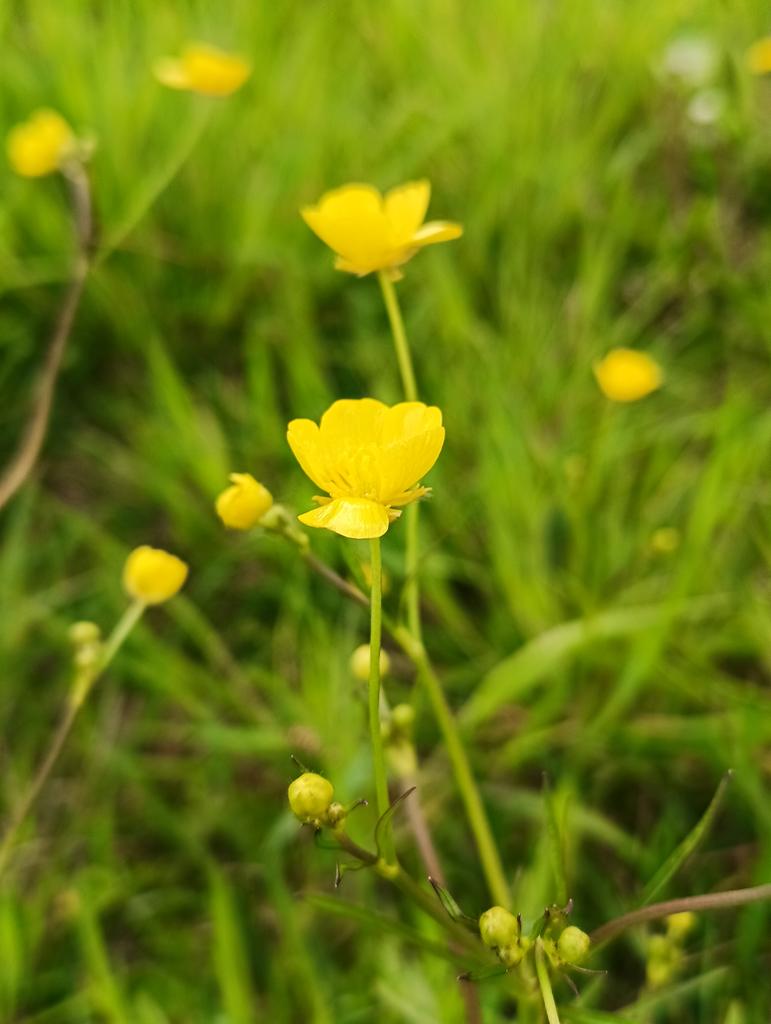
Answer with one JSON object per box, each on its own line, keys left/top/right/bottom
{"left": 69, "top": 620, "right": 102, "bottom": 671}
{"left": 646, "top": 912, "right": 696, "bottom": 988}
{"left": 287, "top": 772, "right": 347, "bottom": 829}
{"left": 479, "top": 903, "right": 591, "bottom": 972}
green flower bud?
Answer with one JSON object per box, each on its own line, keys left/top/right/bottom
{"left": 499, "top": 935, "right": 532, "bottom": 968}
{"left": 557, "top": 925, "right": 590, "bottom": 965}
{"left": 69, "top": 621, "right": 101, "bottom": 646}
{"left": 666, "top": 911, "right": 696, "bottom": 941}
{"left": 390, "top": 703, "right": 414, "bottom": 733}
{"left": 350, "top": 643, "right": 390, "bottom": 681}
{"left": 479, "top": 906, "right": 519, "bottom": 950}
{"left": 287, "top": 772, "right": 334, "bottom": 825}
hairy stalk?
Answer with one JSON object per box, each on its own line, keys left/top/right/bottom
{"left": 0, "top": 161, "right": 93, "bottom": 511}
{"left": 0, "top": 600, "right": 145, "bottom": 877}
{"left": 590, "top": 883, "right": 771, "bottom": 945}
{"left": 535, "top": 939, "right": 561, "bottom": 1024}
{"left": 396, "top": 626, "right": 510, "bottom": 908}
{"left": 368, "top": 538, "right": 394, "bottom": 863}
{"left": 333, "top": 828, "right": 480, "bottom": 955}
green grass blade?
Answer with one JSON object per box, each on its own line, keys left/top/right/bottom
{"left": 638, "top": 771, "right": 733, "bottom": 907}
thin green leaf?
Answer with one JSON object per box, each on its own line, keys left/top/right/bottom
{"left": 639, "top": 771, "right": 733, "bottom": 907}
{"left": 374, "top": 787, "right": 415, "bottom": 860}
{"left": 428, "top": 877, "right": 478, "bottom": 930}
{"left": 543, "top": 775, "right": 568, "bottom": 906}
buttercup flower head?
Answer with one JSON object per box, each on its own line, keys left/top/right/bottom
{"left": 7, "top": 109, "right": 74, "bottom": 178}
{"left": 287, "top": 398, "right": 445, "bottom": 540}
{"left": 154, "top": 43, "right": 251, "bottom": 96}
{"left": 216, "top": 473, "right": 273, "bottom": 530}
{"left": 123, "top": 546, "right": 188, "bottom": 604}
{"left": 593, "top": 348, "right": 663, "bottom": 403}
{"left": 747, "top": 37, "right": 771, "bottom": 75}
{"left": 301, "top": 180, "right": 462, "bottom": 277}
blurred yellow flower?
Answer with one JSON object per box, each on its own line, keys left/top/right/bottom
{"left": 6, "top": 109, "right": 74, "bottom": 178}
{"left": 593, "top": 348, "right": 662, "bottom": 402}
{"left": 747, "top": 37, "right": 771, "bottom": 74}
{"left": 287, "top": 398, "right": 444, "bottom": 539}
{"left": 350, "top": 643, "right": 390, "bottom": 681}
{"left": 154, "top": 43, "right": 251, "bottom": 96}
{"left": 216, "top": 473, "right": 273, "bottom": 529}
{"left": 123, "top": 546, "right": 188, "bottom": 604}
{"left": 301, "top": 180, "right": 462, "bottom": 277}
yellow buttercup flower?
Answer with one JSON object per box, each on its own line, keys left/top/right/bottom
{"left": 6, "top": 109, "right": 74, "bottom": 178}
{"left": 154, "top": 43, "right": 251, "bottom": 96}
{"left": 287, "top": 398, "right": 445, "bottom": 540}
{"left": 301, "top": 180, "right": 462, "bottom": 277}
{"left": 216, "top": 473, "right": 273, "bottom": 529}
{"left": 123, "top": 546, "right": 188, "bottom": 604}
{"left": 593, "top": 348, "right": 663, "bottom": 403}
{"left": 747, "top": 37, "right": 771, "bottom": 74}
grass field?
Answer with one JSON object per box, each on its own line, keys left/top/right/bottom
{"left": 2, "top": 0, "right": 771, "bottom": 1021}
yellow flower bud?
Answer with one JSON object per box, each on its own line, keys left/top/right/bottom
{"left": 479, "top": 906, "right": 520, "bottom": 950}
{"left": 216, "top": 473, "right": 273, "bottom": 530}
{"left": 666, "top": 911, "right": 696, "bottom": 941}
{"left": 651, "top": 526, "right": 680, "bottom": 554}
{"left": 6, "top": 109, "right": 74, "bottom": 178}
{"left": 69, "top": 621, "right": 101, "bottom": 647}
{"left": 390, "top": 703, "right": 414, "bottom": 733}
{"left": 287, "top": 772, "right": 334, "bottom": 825}
{"left": 747, "top": 37, "right": 771, "bottom": 75}
{"left": 593, "top": 348, "right": 663, "bottom": 403}
{"left": 350, "top": 643, "right": 391, "bottom": 681}
{"left": 123, "top": 546, "right": 188, "bottom": 605}
{"left": 557, "top": 925, "right": 590, "bottom": 965}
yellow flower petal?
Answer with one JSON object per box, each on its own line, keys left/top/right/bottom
{"left": 384, "top": 180, "right": 431, "bottom": 246}
{"left": 318, "top": 398, "right": 389, "bottom": 447}
{"left": 155, "top": 43, "right": 251, "bottom": 96}
{"left": 286, "top": 418, "right": 335, "bottom": 492}
{"left": 379, "top": 427, "right": 445, "bottom": 504}
{"left": 747, "top": 37, "right": 771, "bottom": 75}
{"left": 123, "top": 546, "right": 188, "bottom": 604}
{"left": 412, "top": 221, "right": 464, "bottom": 247}
{"left": 593, "top": 348, "right": 663, "bottom": 403}
{"left": 6, "top": 109, "right": 73, "bottom": 178}
{"left": 298, "top": 497, "right": 391, "bottom": 539}
{"left": 215, "top": 473, "right": 272, "bottom": 529}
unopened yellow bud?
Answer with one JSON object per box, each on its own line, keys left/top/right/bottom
{"left": 6, "top": 109, "right": 74, "bottom": 177}
{"left": 479, "top": 906, "right": 519, "bottom": 950}
{"left": 123, "top": 546, "right": 188, "bottom": 605}
{"left": 651, "top": 526, "right": 680, "bottom": 554}
{"left": 666, "top": 911, "right": 696, "bottom": 940}
{"left": 69, "top": 621, "right": 101, "bottom": 647}
{"left": 748, "top": 37, "right": 771, "bottom": 75}
{"left": 287, "top": 772, "right": 334, "bottom": 825}
{"left": 350, "top": 643, "right": 390, "bottom": 681}
{"left": 390, "top": 703, "right": 414, "bottom": 733}
{"left": 593, "top": 348, "right": 663, "bottom": 403}
{"left": 557, "top": 925, "right": 590, "bottom": 965}
{"left": 216, "top": 473, "right": 273, "bottom": 530}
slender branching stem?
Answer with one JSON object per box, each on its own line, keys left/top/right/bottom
{"left": 368, "top": 538, "right": 395, "bottom": 863}
{"left": 535, "top": 939, "right": 561, "bottom": 1024}
{"left": 590, "top": 883, "right": 771, "bottom": 945}
{"left": 0, "top": 600, "right": 145, "bottom": 878}
{"left": 0, "top": 161, "right": 93, "bottom": 511}
{"left": 377, "top": 271, "right": 418, "bottom": 402}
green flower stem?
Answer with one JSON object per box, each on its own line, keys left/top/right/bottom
{"left": 377, "top": 271, "right": 422, "bottom": 643}
{"left": 0, "top": 599, "right": 145, "bottom": 878}
{"left": 535, "top": 939, "right": 561, "bottom": 1024}
{"left": 377, "top": 271, "right": 418, "bottom": 402}
{"left": 368, "top": 538, "right": 395, "bottom": 864}
{"left": 395, "top": 626, "right": 510, "bottom": 908}
{"left": 333, "top": 828, "right": 481, "bottom": 955}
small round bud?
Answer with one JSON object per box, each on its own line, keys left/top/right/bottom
{"left": 647, "top": 934, "right": 670, "bottom": 959}
{"left": 499, "top": 943, "right": 526, "bottom": 968}
{"left": 666, "top": 911, "right": 696, "bottom": 941}
{"left": 123, "top": 546, "right": 188, "bottom": 604}
{"left": 479, "top": 906, "right": 519, "bottom": 950}
{"left": 390, "top": 703, "right": 414, "bottom": 733}
{"left": 646, "top": 956, "right": 674, "bottom": 989}
{"left": 326, "top": 802, "right": 347, "bottom": 826}
{"left": 69, "top": 621, "right": 101, "bottom": 647}
{"left": 651, "top": 526, "right": 680, "bottom": 554}
{"left": 215, "top": 473, "right": 273, "bottom": 530}
{"left": 350, "top": 643, "right": 390, "bottom": 681}
{"left": 287, "top": 772, "right": 334, "bottom": 825}
{"left": 557, "top": 925, "right": 590, "bottom": 965}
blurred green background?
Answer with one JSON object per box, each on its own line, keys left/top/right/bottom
{"left": 2, "top": 0, "right": 771, "bottom": 1020}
